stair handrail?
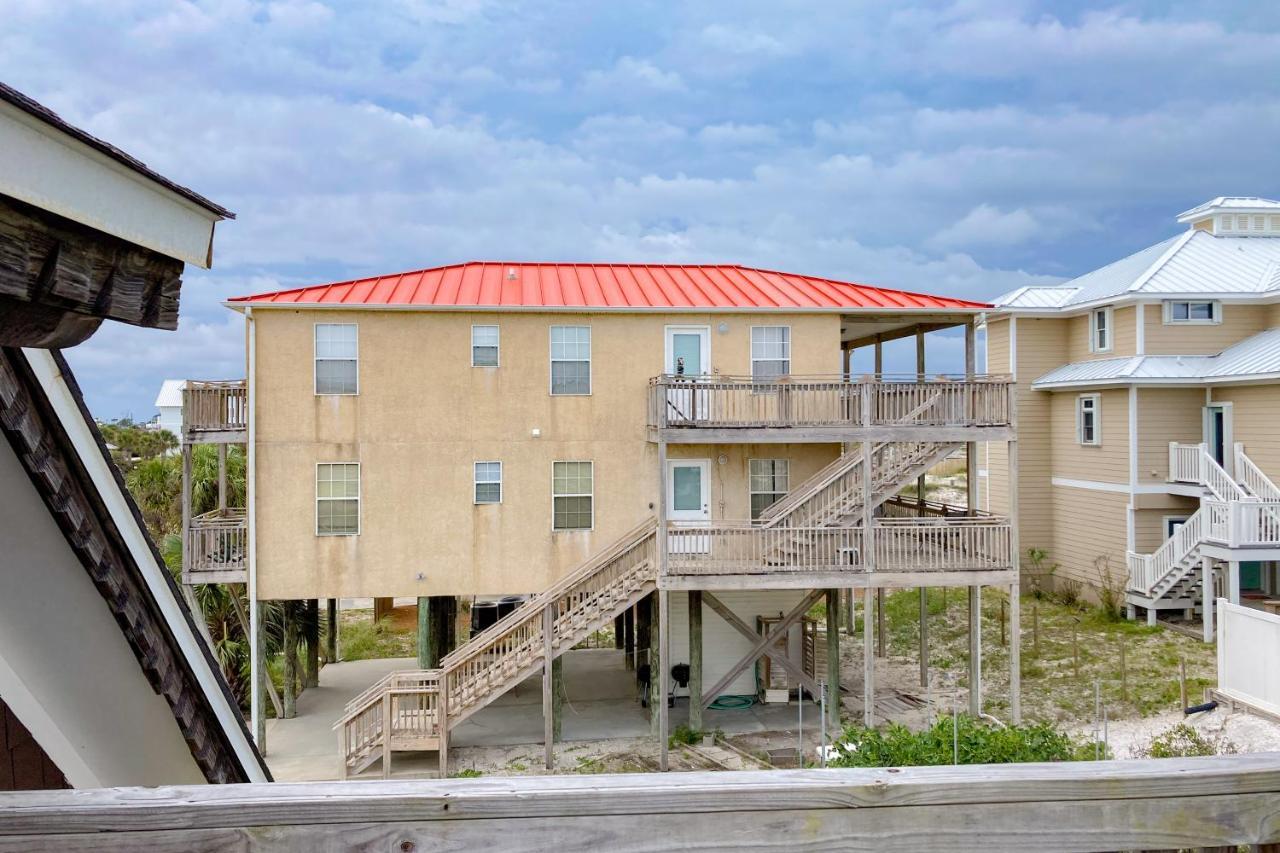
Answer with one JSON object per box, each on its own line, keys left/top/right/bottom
{"left": 757, "top": 390, "right": 950, "bottom": 528}
{"left": 1235, "top": 444, "right": 1280, "bottom": 501}
{"left": 440, "top": 517, "right": 658, "bottom": 669}
{"left": 1125, "top": 506, "right": 1204, "bottom": 595}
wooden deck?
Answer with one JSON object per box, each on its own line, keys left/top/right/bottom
{"left": 182, "top": 379, "right": 246, "bottom": 443}
{"left": 182, "top": 508, "right": 247, "bottom": 585}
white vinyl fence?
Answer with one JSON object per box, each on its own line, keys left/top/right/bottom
{"left": 1217, "top": 599, "right": 1280, "bottom": 717}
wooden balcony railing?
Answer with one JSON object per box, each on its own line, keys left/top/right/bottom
{"left": 182, "top": 379, "right": 247, "bottom": 436}
{"left": 185, "top": 508, "right": 247, "bottom": 580}
{"left": 647, "top": 373, "right": 1013, "bottom": 430}
{"left": 664, "top": 516, "right": 1013, "bottom": 579}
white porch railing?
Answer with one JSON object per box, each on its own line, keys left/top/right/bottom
{"left": 1203, "top": 499, "right": 1280, "bottom": 548}
{"left": 1168, "top": 442, "right": 1246, "bottom": 501}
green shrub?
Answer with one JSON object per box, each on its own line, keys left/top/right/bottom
{"left": 1135, "top": 723, "right": 1237, "bottom": 759}
{"left": 828, "top": 715, "right": 1101, "bottom": 768}
{"left": 453, "top": 768, "right": 483, "bottom": 778}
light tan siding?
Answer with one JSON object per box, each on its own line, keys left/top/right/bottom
{"left": 1049, "top": 388, "right": 1129, "bottom": 484}
{"left": 1065, "top": 306, "right": 1135, "bottom": 363}
{"left": 1048, "top": 485, "right": 1129, "bottom": 589}
{"left": 1211, "top": 384, "right": 1280, "bottom": 480}
{"left": 1132, "top": 499, "right": 1198, "bottom": 554}
{"left": 983, "top": 319, "right": 1011, "bottom": 514}
{"left": 1144, "top": 302, "right": 1270, "bottom": 355}
{"left": 252, "top": 309, "right": 843, "bottom": 599}
{"left": 1135, "top": 387, "right": 1205, "bottom": 484}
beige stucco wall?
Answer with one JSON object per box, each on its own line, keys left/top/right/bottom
{"left": 1143, "top": 302, "right": 1271, "bottom": 355}
{"left": 250, "top": 308, "right": 843, "bottom": 599}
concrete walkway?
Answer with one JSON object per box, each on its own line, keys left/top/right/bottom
{"left": 266, "top": 648, "right": 821, "bottom": 781}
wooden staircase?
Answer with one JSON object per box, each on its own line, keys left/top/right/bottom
{"left": 337, "top": 393, "right": 966, "bottom": 776}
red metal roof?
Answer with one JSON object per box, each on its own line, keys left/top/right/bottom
{"left": 228, "top": 262, "right": 989, "bottom": 311}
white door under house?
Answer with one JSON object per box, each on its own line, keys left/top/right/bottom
{"left": 667, "top": 459, "right": 710, "bottom": 553}
{"left": 663, "top": 325, "right": 710, "bottom": 422}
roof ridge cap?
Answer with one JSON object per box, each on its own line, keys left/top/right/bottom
{"left": 1124, "top": 230, "right": 1195, "bottom": 293}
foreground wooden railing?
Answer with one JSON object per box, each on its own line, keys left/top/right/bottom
{"left": 648, "top": 373, "right": 1012, "bottom": 430}
{"left": 3, "top": 755, "right": 1279, "bottom": 851}
{"left": 183, "top": 379, "right": 247, "bottom": 435}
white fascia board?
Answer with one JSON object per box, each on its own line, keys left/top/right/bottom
{"left": 995, "top": 291, "right": 1280, "bottom": 319}
{"left": 0, "top": 103, "right": 221, "bottom": 268}
{"left": 1034, "top": 372, "right": 1280, "bottom": 391}
{"left": 21, "top": 348, "right": 268, "bottom": 782}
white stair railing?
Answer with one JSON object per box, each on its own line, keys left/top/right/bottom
{"left": 1126, "top": 507, "right": 1204, "bottom": 595}
{"left": 1168, "top": 442, "right": 1246, "bottom": 502}
{"left": 1235, "top": 443, "right": 1280, "bottom": 501}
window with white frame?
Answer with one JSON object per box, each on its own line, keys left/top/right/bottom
{"left": 552, "top": 461, "right": 593, "bottom": 530}
{"left": 472, "top": 325, "right": 499, "bottom": 367}
{"left": 315, "top": 323, "right": 358, "bottom": 394}
{"left": 1077, "top": 395, "right": 1100, "bottom": 446}
{"left": 474, "top": 461, "right": 502, "bottom": 504}
{"left": 751, "top": 326, "right": 791, "bottom": 380}
{"left": 749, "top": 459, "right": 789, "bottom": 519}
{"left": 1089, "top": 308, "right": 1111, "bottom": 353}
{"left": 550, "top": 326, "right": 591, "bottom": 395}
{"left": 1164, "top": 301, "right": 1219, "bottom": 324}
{"left": 316, "top": 463, "right": 360, "bottom": 535}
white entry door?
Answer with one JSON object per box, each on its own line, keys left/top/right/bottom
{"left": 664, "top": 326, "right": 711, "bottom": 424}
{"left": 667, "top": 459, "right": 711, "bottom": 553}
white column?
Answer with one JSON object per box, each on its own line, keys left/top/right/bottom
{"left": 1228, "top": 560, "right": 1241, "bottom": 605}
{"left": 1202, "top": 557, "right": 1214, "bottom": 644}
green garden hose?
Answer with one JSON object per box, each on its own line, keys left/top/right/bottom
{"left": 708, "top": 694, "right": 755, "bottom": 710}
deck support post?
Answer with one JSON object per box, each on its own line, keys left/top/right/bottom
{"left": 552, "top": 653, "right": 564, "bottom": 743}
{"left": 1009, "top": 579, "right": 1021, "bottom": 725}
{"left": 1228, "top": 560, "right": 1241, "bottom": 605}
{"left": 373, "top": 597, "right": 394, "bottom": 624}
{"left": 305, "top": 599, "right": 320, "bottom": 688}
{"left": 543, "top": 604, "right": 554, "bottom": 770}
{"left": 648, "top": 593, "right": 661, "bottom": 719}
{"left": 968, "top": 586, "right": 982, "bottom": 718}
{"left": 919, "top": 587, "right": 929, "bottom": 688}
{"left": 1203, "top": 557, "right": 1215, "bottom": 643}
{"left": 863, "top": 586, "right": 875, "bottom": 726}
{"left": 417, "top": 597, "right": 431, "bottom": 669}
{"left": 624, "top": 605, "right": 636, "bottom": 669}
{"left": 876, "top": 589, "right": 886, "bottom": 657}
{"left": 282, "top": 600, "right": 299, "bottom": 719}
{"left": 1007, "top": 430, "right": 1021, "bottom": 724}
{"left": 253, "top": 599, "right": 267, "bottom": 750}
{"left": 216, "top": 442, "right": 227, "bottom": 511}
{"left": 658, "top": 589, "right": 670, "bottom": 771}
{"left": 614, "top": 614, "right": 625, "bottom": 650}
{"left": 326, "top": 598, "right": 338, "bottom": 663}
{"left": 438, "top": 675, "right": 449, "bottom": 779}
{"left": 844, "top": 588, "right": 855, "bottom": 635}
{"left": 180, "top": 443, "right": 191, "bottom": 583}
{"left": 826, "top": 589, "right": 840, "bottom": 729}
{"left": 688, "top": 590, "right": 703, "bottom": 734}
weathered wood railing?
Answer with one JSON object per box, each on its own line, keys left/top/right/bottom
{"left": 335, "top": 671, "right": 442, "bottom": 779}
{"left": 665, "top": 517, "right": 1013, "bottom": 579}
{"left": 182, "top": 379, "right": 247, "bottom": 436}
{"left": 185, "top": 508, "right": 247, "bottom": 580}
{"left": 648, "top": 373, "right": 1012, "bottom": 430}
{"left": 5, "top": 755, "right": 1279, "bottom": 851}
{"left": 881, "top": 494, "right": 992, "bottom": 518}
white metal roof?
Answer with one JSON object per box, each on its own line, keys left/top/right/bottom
{"left": 993, "top": 227, "right": 1280, "bottom": 313}
{"left": 1032, "top": 328, "right": 1280, "bottom": 389}
{"left": 154, "top": 379, "right": 185, "bottom": 409}
{"left": 1177, "top": 196, "right": 1280, "bottom": 222}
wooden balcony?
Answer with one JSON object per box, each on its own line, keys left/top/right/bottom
{"left": 183, "top": 508, "right": 247, "bottom": 585}
{"left": 647, "top": 373, "right": 1014, "bottom": 443}
{"left": 661, "top": 516, "right": 1015, "bottom": 590}
{"left": 182, "top": 379, "right": 247, "bottom": 443}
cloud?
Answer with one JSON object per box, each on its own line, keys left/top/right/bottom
{"left": 929, "top": 204, "right": 1040, "bottom": 249}
{"left": 6, "top": 1, "right": 1278, "bottom": 417}
{"left": 581, "top": 56, "right": 686, "bottom": 94}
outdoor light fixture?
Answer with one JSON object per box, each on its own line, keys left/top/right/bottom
{"left": 718, "top": 322, "right": 729, "bottom": 334}
{"left": 531, "top": 427, "right": 541, "bottom": 437}
{"left": 717, "top": 454, "right": 729, "bottom": 465}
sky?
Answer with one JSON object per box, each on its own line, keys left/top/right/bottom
{"left": 4, "top": 1, "right": 1280, "bottom": 419}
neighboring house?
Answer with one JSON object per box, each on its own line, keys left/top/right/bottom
{"left": 225, "top": 262, "right": 1021, "bottom": 774}
{"left": 154, "top": 379, "right": 186, "bottom": 438}
{"left": 0, "top": 81, "right": 268, "bottom": 787}
{"left": 985, "top": 197, "right": 1280, "bottom": 638}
